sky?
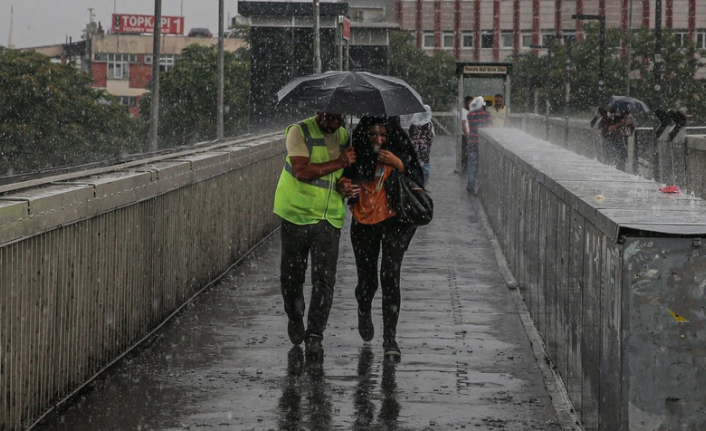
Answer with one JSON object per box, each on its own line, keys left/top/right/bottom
{"left": 0, "top": 0, "right": 240, "bottom": 48}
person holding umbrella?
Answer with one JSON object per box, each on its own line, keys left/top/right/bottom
{"left": 343, "top": 116, "right": 425, "bottom": 359}
{"left": 597, "top": 95, "right": 646, "bottom": 170}
{"left": 598, "top": 107, "right": 636, "bottom": 171}
{"left": 273, "top": 111, "right": 359, "bottom": 362}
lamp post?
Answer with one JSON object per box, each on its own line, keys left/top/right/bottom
{"left": 653, "top": 0, "right": 663, "bottom": 180}
{"left": 217, "top": 0, "right": 224, "bottom": 140}
{"left": 149, "top": 0, "right": 162, "bottom": 151}
{"left": 530, "top": 42, "right": 554, "bottom": 140}
{"left": 572, "top": 14, "right": 605, "bottom": 103}
{"left": 562, "top": 36, "right": 575, "bottom": 147}
{"left": 313, "top": 0, "right": 321, "bottom": 73}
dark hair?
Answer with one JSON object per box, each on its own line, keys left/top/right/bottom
{"left": 494, "top": 93, "right": 503, "bottom": 99}
{"left": 352, "top": 116, "right": 388, "bottom": 145}
{"left": 464, "top": 95, "right": 473, "bottom": 103}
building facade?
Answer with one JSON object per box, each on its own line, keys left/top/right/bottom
{"left": 387, "top": 0, "right": 704, "bottom": 62}
{"left": 88, "top": 34, "right": 244, "bottom": 116}
{"left": 24, "top": 31, "right": 245, "bottom": 117}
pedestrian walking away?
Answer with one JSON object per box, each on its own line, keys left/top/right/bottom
{"left": 466, "top": 96, "right": 491, "bottom": 193}
{"left": 408, "top": 104, "right": 435, "bottom": 188}
{"left": 273, "top": 112, "right": 359, "bottom": 361}
{"left": 459, "top": 95, "right": 472, "bottom": 173}
{"left": 488, "top": 93, "right": 509, "bottom": 127}
{"left": 343, "top": 116, "right": 425, "bottom": 360}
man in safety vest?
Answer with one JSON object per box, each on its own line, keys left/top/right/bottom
{"left": 273, "top": 112, "right": 358, "bottom": 361}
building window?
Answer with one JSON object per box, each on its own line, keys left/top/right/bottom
{"left": 117, "top": 96, "right": 137, "bottom": 107}
{"left": 562, "top": 29, "right": 576, "bottom": 39}
{"left": 462, "top": 33, "right": 473, "bottom": 49}
{"left": 501, "top": 31, "right": 513, "bottom": 49}
{"left": 697, "top": 31, "right": 706, "bottom": 48}
{"left": 521, "top": 32, "right": 534, "bottom": 48}
{"left": 145, "top": 54, "right": 180, "bottom": 72}
{"left": 542, "top": 32, "right": 558, "bottom": 46}
{"left": 481, "top": 30, "right": 494, "bottom": 49}
{"left": 674, "top": 31, "right": 689, "bottom": 48}
{"left": 99, "top": 53, "right": 137, "bottom": 80}
{"left": 443, "top": 32, "right": 455, "bottom": 49}
{"left": 423, "top": 32, "right": 435, "bottom": 48}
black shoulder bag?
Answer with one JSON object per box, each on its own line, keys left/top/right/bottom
{"left": 389, "top": 171, "right": 434, "bottom": 226}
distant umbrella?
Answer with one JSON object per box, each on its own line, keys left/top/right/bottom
{"left": 603, "top": 95, "right": 650, "bottom": 114}
{"left": 276, "top": 71, "right": 426, "bottom": 117}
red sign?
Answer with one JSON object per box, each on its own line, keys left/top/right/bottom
{"left": 112, "top": 14, "right": 185, "bottom": 35}
{"left": 342, "top": 18, "right": 351, "bottom": 41}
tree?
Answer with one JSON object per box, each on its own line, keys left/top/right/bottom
{"left": 140, "top": 44, "right": 250, "bottom": 147}
{"left": 0, "top": 48, "right": 141, "bottom": 175}
{"left": 628, "top": 27, "right": 706, "bottom": 123}
{"left": 510, "top": 25, "right": 706, "bottom": 124}
{"left": 388, "top": 31, "right": 457, "bottom": 112}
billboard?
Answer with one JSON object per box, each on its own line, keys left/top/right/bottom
{"left": 342, "top": 17, "right": 350, "bottom": 41}
{"left": 112, "top": 14, "right": 185, "bottom": 35}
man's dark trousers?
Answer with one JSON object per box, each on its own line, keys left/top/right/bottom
{"left": 280, "top": 219, "right": 341, "bottom": 338}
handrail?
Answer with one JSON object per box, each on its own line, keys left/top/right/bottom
{"left": 0, "top": 132, "right": 281, "bottom": 196}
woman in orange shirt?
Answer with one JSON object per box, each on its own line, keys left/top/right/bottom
{"left": 343, "top": 116, "right": 424, "bottom": 359}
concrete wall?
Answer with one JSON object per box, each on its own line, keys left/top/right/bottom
{"left": 0, "top": 134, "right": 285, "bottom": 430}
{"left": 477, "top": 128, "right": 706, "bottom": 430}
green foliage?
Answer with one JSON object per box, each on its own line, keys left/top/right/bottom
{"left": 388, "top": 31, "right": 457, "bottom": 112}
{"left": 628, "top": 27, "right": 706, "bottom": 122}
{"left": 140, "top": 44, "right": 250, "bottom": 147}
{"left": 510, "top": 25, "right": 706, "bottom": 124}
{"left": 0, "top": 48, "right": 141, "bottom": 175}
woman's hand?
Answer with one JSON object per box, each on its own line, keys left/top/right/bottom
{"left": 378, "top": 150, "right": 405, "bottom": 172}
{"left": 336, "top": 177, "right": 360, "bottom": 198}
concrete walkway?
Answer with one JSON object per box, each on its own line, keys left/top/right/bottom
{"left": 35, "top": 137, "right": 565, "bottom": 431}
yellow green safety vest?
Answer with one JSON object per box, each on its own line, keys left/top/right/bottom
{"left": 273, "top": 117, "right": 349, "bottom": 228}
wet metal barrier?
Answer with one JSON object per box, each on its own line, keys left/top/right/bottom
{"left": 518, "top": 113, "right": 706, "bottom": 199}
{"left": 0, "top": 134, "right": 285, "bottom": 430}
{"left": 477, "top": 128, "right": 706, "bottom": 431}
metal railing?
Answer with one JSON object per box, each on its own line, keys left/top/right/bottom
{"left": 0, "top": 132, "right": 285, "bottom": 431}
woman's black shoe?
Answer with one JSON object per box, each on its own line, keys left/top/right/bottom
{"left": 287, "top": 317, "right": 305, "bottom": 345}
{"left": 358, "top": 309, "right": 374, "bottom": 342}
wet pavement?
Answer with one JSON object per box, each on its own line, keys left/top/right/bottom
{"left": 34, "top": 136, "right": 564, "bottom": 431}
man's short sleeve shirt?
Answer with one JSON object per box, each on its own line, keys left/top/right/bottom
{"left": 285, "top": 121, "right": 345, "bottom": 160}
{"left": 488, "top": 106, "right": 508, "bottom": 127}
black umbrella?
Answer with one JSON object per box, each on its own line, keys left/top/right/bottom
{"left": 603, "top": 95, "right": 650, "bottom": 113}
{"left": 276, "top": 71, "right": 426, "bottom": 117}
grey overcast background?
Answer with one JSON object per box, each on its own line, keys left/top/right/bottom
{"left": 0, "top": 0, "right": 240, "bottom": 49}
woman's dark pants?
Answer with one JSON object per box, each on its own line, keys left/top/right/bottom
{"left": 280, "top": 219, "right": 341, "bottom": 339}
{"left": 350, "top": 218, "right": 416, "bottom": 340}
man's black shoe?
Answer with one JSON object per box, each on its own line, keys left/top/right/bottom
{"left": 358, "top": 309, "right": 374, "bottom": 342}
{"left": 287, "top": 346, "right": 304, "bottom": 376}
{"left": 287, "top": 317, "right": 305, "bottom": 346}
{"left": 305, "top": 336, "right": 324, "bottom": 362}
{"left": 383, "top": 337, "right": 401, "bottom": 358}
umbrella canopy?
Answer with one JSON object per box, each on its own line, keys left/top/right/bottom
{"left": 603, "top": 95, "right": 650, "bottom": 113}
{"left": 276, "top": 71, "right": 426, "bottom": 117}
